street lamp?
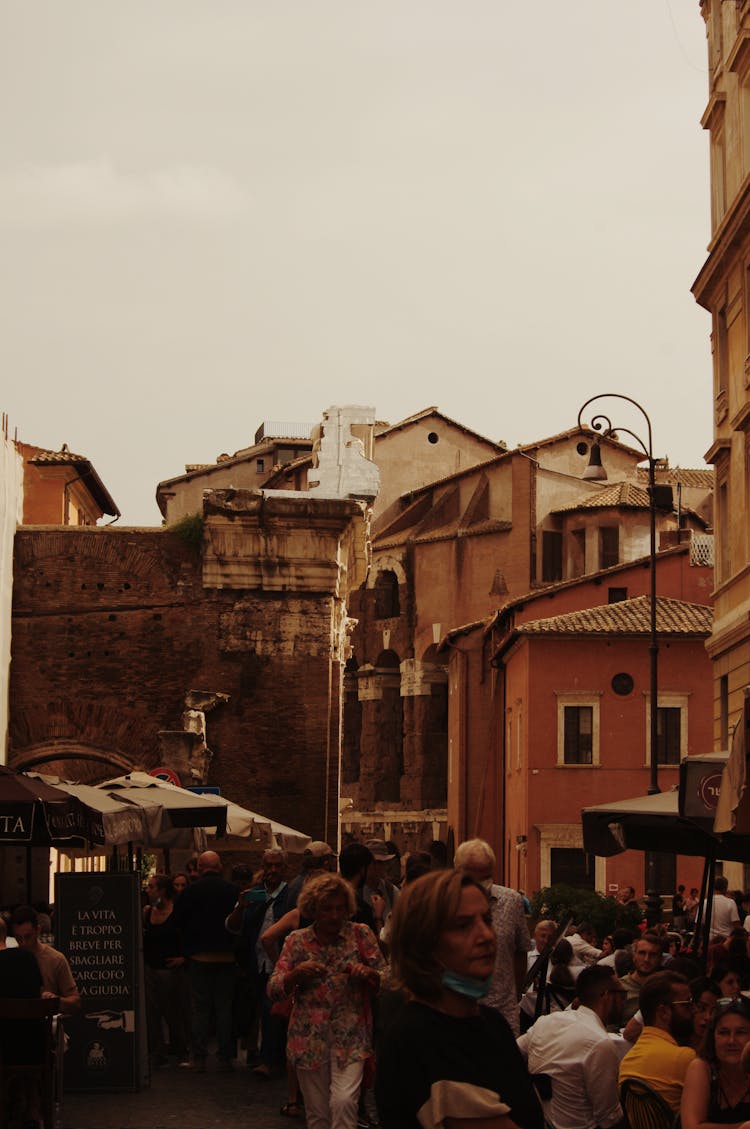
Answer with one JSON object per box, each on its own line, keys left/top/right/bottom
{"left": 576, "top": 393, "right": 672, "bottom": 795}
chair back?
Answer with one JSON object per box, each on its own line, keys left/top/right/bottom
{"left": 620, "top": 1078, "right": 676, "bottom": 1129}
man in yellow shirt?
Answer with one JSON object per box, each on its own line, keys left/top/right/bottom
{"left": 619, "top": 970, "right": 696, "bottom": 1112}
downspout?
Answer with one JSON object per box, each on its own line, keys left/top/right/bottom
{"left": 442, "top": 638, "right": 469, "bottom": 844}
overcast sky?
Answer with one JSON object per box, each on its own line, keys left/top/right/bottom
{"left": 0, "top": 1, "right": 712, "bottom": 526}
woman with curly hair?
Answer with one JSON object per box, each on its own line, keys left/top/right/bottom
{"left": 268, "top": 871, "right": 385, "bottom": 1129}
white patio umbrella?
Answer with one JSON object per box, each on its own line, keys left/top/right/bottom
{"left": 98, "top": 772, "right": 311, "bottom": 851}
{"left": 97, "top": 772, "right": 229, "bottom": 842}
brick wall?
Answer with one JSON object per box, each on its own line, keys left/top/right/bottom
{"left": 10, "top": 525, "right": 345, "bottom": 844}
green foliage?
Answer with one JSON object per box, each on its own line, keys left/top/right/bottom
{"left": 530, "top": 883, "right": 643, "bottom": 939}
{"left": 167, "top": 513, "right": 204, "bottom": 553}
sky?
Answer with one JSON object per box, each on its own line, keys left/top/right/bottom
{"left": 0, "top": 1, "right": 713, "bottom": 526}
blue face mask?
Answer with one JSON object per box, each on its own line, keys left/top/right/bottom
{"left": 441, "top": 969, "right": 493, "bottom": 1001}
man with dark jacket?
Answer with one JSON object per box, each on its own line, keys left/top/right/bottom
{"left": 225, "top": 847, "right": 291, "bottom": 1077}
{"left": 173, "top": 849, "right": 238, "bottom": 1072}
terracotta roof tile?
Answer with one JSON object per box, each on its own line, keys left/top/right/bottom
{"left": 552, "top": 481, "right": 652, "bottom": 513}
{"left": 27, "top": 446, "right": 90, "bottom": 466}
{"left": 516, "top": 595, "right": 711, "bottom": 637}
{"left": 635, "top": 467, "right": 713, "bottom": 489}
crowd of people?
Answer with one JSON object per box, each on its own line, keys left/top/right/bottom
{"left": 8, "top": 847, "right": 750, "bottom": 1129}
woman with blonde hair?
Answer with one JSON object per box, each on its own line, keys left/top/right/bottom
{"left": 375, "top": 868, "right": 543, "bottom": 1129}
{"left": 268, "top": 872, "right": 385, "bottom": 1129}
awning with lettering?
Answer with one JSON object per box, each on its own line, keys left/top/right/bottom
{"left": 0, "top": 766, "right": 103, "bottom": 845}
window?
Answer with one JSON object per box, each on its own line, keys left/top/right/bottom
{"left": 550, "top": 847, "right": 595, "bottom": 889}
{"left": 718, "top": 477, "right": 731, "bottom": 581}
{"left": 374, "top": 570, "right": 400, "bottom": 619}
{"left": 599, "top": 527, "right": 619, "bottom": 570}
{"left": 720, "top": 675, "right": 729, "bottom": 748}
{"left": 557, "top": 694, "right": 601, "bottom": 767}
{"left": 656, "top": 706, "right": 681, "bottom": 765}
{"left": 256, "top": 459, "right": 265, "bottom": 474}
{"left": 716, "top": 303, "right": 729, "bottom": 400}
{"left": 563, "top": 706, "right": 593, "bottom": 764}
{"left": 570, "top": 529, "right": 586, "bottom": 578}
{"left": 645, "top": 693, "right": 688, "bottom": 767}
{"left": 608, "top": 587, "right": 627, "bottom": 604}
{"left": 516, "top": 702, "right": 523, "bottom": 771}
{"left": 542, "top": 531, "right": 563, "bottom": 582}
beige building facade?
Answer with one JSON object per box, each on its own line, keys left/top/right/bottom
{"left": 693, "top": 1, "right": 750, "bottom": 758}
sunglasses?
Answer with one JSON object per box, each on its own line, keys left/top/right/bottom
{"left": 714, "top": 997, "right": 750, "bottom": 1016}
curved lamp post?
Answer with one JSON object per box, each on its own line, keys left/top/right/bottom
{"left": 576, "top": 393, "right": 668, "bottom": 796}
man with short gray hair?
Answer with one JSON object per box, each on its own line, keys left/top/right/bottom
{"left": 454, "top": 837, "right": 530, "bottom": 1034}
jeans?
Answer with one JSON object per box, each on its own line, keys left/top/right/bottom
{"left": 256, "top": 969, "right": 287, "bottom": 1069}
{"left": 188, "top": 958, "right": 236, "bottom": 1062}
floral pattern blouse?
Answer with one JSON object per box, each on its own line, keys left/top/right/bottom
{"left": 268, "top": 920, "right": 385, "bottom": 1070}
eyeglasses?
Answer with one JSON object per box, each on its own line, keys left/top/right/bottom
{"left": 670, "top": 998, "right": 696, "bottom": 1009}
{"left": 605, "top": 988, "right": 628, "bottom": 996}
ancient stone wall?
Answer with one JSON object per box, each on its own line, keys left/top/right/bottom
{"left": 10, "top": 492, "right": 364, "bottom": 846}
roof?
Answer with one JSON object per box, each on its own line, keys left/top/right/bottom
{"left": 511, "top": 594, "right": 712, "bottom": 638}
{"left": 635, "top": 466, "right": 713, "bottom": 489}
{"left": 373, "top": 407, "right": 504, "bottom": 450}
{"left": 516, "top": 425, "right": 645, "bottom": 461}
{"left": 552, "top": 480, "right": 652, "bottom": 513}
{"left": 375, "top": 517, "right": 512, "bottom": 551}
{"left": 155, "top": 435, "right": 314, "bottom": 511}
{"left": 25, "top": 445, "right": 120, "bottom": 517}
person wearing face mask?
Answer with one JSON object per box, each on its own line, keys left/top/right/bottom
{"left": 453, "top": 838, "right": 531, "bottom": 1036}
{"left": 375, "top": 869, "right": 544, "bottom": 1129}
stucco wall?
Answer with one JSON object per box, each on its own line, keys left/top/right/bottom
{"left": 0, "top": 436, "right": 22, "bottom": 761}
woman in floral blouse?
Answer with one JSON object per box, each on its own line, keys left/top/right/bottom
{"left": 268, "top": 871, "right": 385, "bottom": 1129}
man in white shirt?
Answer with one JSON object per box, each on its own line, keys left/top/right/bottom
{"left": 706, "top": 876, "right": 740, "bottom": 940}
{"left": 567, "top": 922, "right": 602, "bottom": 967}
{"left": 521, "top": 919, "right": 557, "bottom": 1030}
{"left": 517, "top": 964, "right": 626, "bottom": 1129}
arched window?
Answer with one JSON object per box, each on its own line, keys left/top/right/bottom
{"left": 374, "top": 570, "right": 400, "bottom": 619}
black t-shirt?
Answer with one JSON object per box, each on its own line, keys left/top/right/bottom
{"left": 375, "top": 999, "right": 544, "bottom": 1129}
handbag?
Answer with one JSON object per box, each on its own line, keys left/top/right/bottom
{"left": 270, "top": 994, "right": 295, "bottom": 1020}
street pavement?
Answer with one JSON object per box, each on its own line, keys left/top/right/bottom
{"left": 62, "top": 1059, "right": 291, "bottom": 1129}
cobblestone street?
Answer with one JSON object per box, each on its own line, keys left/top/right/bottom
{"left": 62, "top": 1061, "right": 290, "bottom": 1129}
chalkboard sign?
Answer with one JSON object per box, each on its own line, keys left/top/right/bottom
{"left": 55, "top": 871, "right": 146, "bottom": 1091}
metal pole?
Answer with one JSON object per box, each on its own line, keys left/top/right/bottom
{"left": 576, "top": 393, "right": 660, "bottom": 796}
{"left": 648, "top": 457, "right": 660, "bottom": 794}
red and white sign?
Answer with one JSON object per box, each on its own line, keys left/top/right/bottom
{"left": 149, "top": 766, "right": 181, "bottom": 786}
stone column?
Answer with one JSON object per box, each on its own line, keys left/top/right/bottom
{"left": 400, "top": 659, "right": 448, "bottom": 808}
{"left": 357, "top": 664, "right": 403, "bottom": 806}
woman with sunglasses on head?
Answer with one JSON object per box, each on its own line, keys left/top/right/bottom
{"left": 681, "top": 998, "right": 750, "bottom": 1129}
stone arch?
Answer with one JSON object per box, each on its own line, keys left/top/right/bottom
{"left": 374, "top": 649, "right": 401, "bottom": 669}
{"left": 366, "top": 555, "right": 407, "bottom": 589}
{"left": 10, "top": 741, "right": 136, "bottom": 780}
